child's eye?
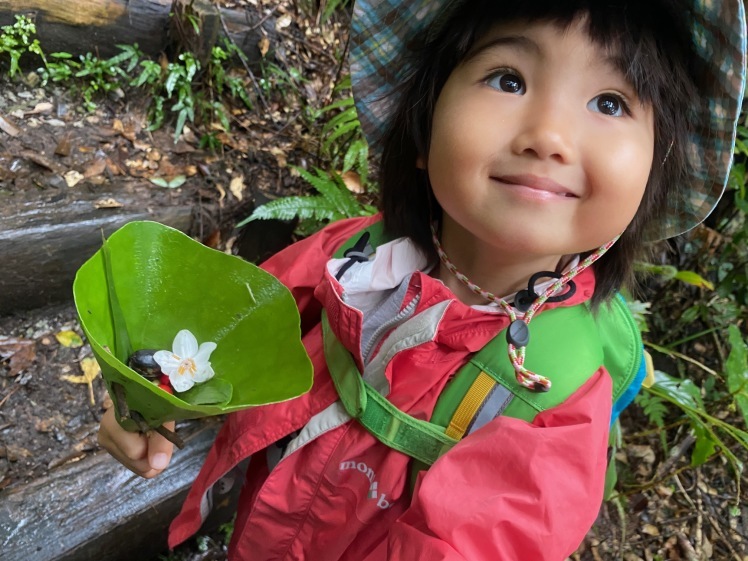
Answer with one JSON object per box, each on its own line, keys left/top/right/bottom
{"left": 485, "top": 71, "right": 526, "bottom": 94}
{"left": 587, "top": 94, "right": 629, "bottom": 117}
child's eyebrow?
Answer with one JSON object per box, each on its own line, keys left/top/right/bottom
{"left": 464, "top": 35, "right": 540, "bottom": 64}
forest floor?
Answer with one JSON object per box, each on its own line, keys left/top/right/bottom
{"left": 0, "top": 1, "right": 746, "bottom": 560}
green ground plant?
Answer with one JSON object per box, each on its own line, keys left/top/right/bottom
{"left": 0, "top": 14, "right": 253, "bottom": 142}
{"left": 0, "top": 15, "right": 45, "bottom": 78}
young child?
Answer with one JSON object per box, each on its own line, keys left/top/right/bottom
{"left": 98, "top": 0, "right": 746, "bottom": 559}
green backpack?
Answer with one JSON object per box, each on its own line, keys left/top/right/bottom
{"left": 323, "top": 222, "right": 646, "bottom": 471}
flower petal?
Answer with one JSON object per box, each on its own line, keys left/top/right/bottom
{"left": 194, "top": 341, "right": 217, "bottom": 364}
{"left": 153, "top": 350, "right": 181, "bottom": 377}
{"left": 170, "top": 371, "right": 195, "bottom": 393}
{"left": 192, "top": 363, "right": 215, "bottom": 384}
{"left": 173, "top": 329, "right": 198, "bottom": 358}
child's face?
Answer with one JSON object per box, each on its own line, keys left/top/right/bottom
{"left": 425, "top": 17, "right": 655, "bottom": 267}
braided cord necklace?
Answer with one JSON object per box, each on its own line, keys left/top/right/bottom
{"left": 430, "top": 224, "right": 619, "bottom": 391}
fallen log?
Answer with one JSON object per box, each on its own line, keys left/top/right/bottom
{"left": 0, "top": 181, "right": 195, "bottom": 315}
{"left": 0, "top": 419, "right": 236, "bottom": 561}
{"left": 0, "top": 0, "right": 273, "bottom": 62}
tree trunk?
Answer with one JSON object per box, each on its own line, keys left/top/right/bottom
{"left": 0, "top": 0, "right": 273, "bottom": 62}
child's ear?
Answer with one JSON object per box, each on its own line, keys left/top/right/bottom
{"left": 416, "top": 155, "right": 426, "bottom": 169}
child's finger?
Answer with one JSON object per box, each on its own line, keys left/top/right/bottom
{"left": 147, "top": 422, "right": 175, "bottom": 471}
{"left": 98, "top": 408, "right": 173, "bottom": 478}
{"left": 98, "top": 407, "right": 148, "bottom": 462}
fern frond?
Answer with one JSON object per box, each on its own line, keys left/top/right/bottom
{"left": 319, "top": 96, "right": 355, "bottom": 114}
{"left": 322, "top": 119, "right": 360, "bottom": 153}
{"left": 307, "top": 168, "right": 365, "bottom": 218}
{"left": 237, "top": 196, "right": 344, "bottom": 227}
{"left": 343, "top": 138, "right": 368, "bottom": 174}
{"left": 635, "top": 391, "right": 668, "bottom": 428}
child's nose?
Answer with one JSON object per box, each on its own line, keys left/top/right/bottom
{"left": 509, "top": 101, "right": 577, "bottom": 164}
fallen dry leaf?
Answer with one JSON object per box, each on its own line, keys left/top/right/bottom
{"left": 25, "top": 101, "right": 53, "bottom": 115}
{"left": 276, "top": 13, "right": 292, "bottom": 30}
{"left": 105, "top": 157, "right": 124, "bottom": 176}
{"left": 342, "top": 170, "right": 363, "bottom": 194}
{"left": 268, "top": 146, "right": 287, "bottom": 167}
{"left": 0, "top": 336, "right": 36, "bottom": 377}
{"left": 64, "top": 170, "right": 84, "bottom": 187}
{"left": 215, "top": 183, "right": 226, "bottom": 208}
{"left": 259, "top": 35, "right": 271, "bottom": 57}
{"left": 230, "top": 175, "right": 245, "bottom": 201}
{"left": 19, "top": 150, "right": 62, "bottom": 172}
{"left": 94, "top": 198, "right": 123, "bottom": 209}
{"left": 5, "top": 444, "right": 32, "bottom": 462}
{"left": 55, "top": 133, "right": 73, "bottom": 157}
{"left": 55, "top": 330, "right": 83, "bottom": 348}
{"left": 61, "top": 357, "right": 101, "bottom": 405}
{"left": 627, "top": 444, "right": 656, "bottom": 465}
{"left": 0, "top": 114, "right": 21, "bottom": 137}
{"left": 83, "top": 157, "right": 107, "bottom": 178}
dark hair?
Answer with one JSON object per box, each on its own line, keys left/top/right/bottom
{"left": 378, "top": 0, "right": 700, "bottom": 307}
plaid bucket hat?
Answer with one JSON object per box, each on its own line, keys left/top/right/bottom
{"left": 349, "top": 0, "right": 747, "bottom": 241}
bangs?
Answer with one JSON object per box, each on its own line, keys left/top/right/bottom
{"left": 454, "top": 0, "right": 694, "bottom": 107}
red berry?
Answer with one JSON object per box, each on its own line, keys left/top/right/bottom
{"left": 158, "top": 375, "right": 173, "bottom": 394}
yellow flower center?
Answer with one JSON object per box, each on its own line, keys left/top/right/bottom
{"left": 177, "top": 357, "right": 197, "bottom": 377}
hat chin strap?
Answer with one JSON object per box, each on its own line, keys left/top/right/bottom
{"left": 429, "top": 223, "right": 620, "bottom": 392}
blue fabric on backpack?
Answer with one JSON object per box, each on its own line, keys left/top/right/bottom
{"left": 611, "top": 347, "right": 647, "bottom": 425}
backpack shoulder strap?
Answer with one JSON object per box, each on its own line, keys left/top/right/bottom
{"left": 430, "top": 295, "right": 643, "bottom": 439}
{"left": 430, "top": 304, "right": 605, "bottom": 433}
{"left": 333, "top": 220, "right": 389, "bottom": 259}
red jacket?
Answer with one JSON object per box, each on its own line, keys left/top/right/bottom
{"left": 169, "top": 215, "right": 612, "bottom": 560}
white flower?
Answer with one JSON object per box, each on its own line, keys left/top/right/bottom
{"left": 153, "top": 330, "right": 217, "bottom": 393}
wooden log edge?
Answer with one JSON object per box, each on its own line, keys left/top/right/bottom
{"left": 0, "top": 419, "right": 236, "bottom": 561}
{"left": 0, "top": 183, "right": 197, "bottom": 315}
{"left": 0, "top": 0, "right": 274, "bottom": 63}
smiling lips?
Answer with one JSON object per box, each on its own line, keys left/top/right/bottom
{"left": 493, "top": 174, "right": 579, "bottom": 200}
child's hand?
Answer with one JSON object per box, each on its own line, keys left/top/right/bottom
{"left": 98, "top": 407, "right": 175, "bottom": 478}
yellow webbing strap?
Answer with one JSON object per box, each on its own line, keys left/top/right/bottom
{"left": 642, "top": 350, "right": 656, "bottom": 388}
{"left": 445, "top": 371, "right": 496, "bottom": 440}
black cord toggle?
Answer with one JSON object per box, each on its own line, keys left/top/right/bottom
{"left": 514, "top": 271, "right": 577, "bottom": 312}
{"left": 335, "top": 231, "right": 372, "bottom": 281}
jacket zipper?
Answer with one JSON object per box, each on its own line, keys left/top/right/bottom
{"left": 362, "top": 294, "right": 421, "bottom": 365}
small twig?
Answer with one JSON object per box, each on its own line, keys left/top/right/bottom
{"left": 644, "top": 341, "right": 720, "bottom": 378}
{"left": 655, "top": 432, "right": 697, "bottom": 479}
{"left": 246, "top": 7, "right": 276, "bottom": 32}
{"left": 111, "top": 383, "right": 184, "bottom": 449}
{"left": 627, "top": 418, "right": 688, "bottom": 440}
{"left": 324, "top": 32, "right": 351, "bottom": 107}
{"left": 153, "top": 424, "right": 185, "bottom": 449}
{"left": 0, "top": 386, "right": 21, "bottom": 410}
{"left": 217, "top": 8, "right": 269, "bottom": 112}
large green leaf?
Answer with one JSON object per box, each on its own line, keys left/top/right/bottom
{"left": 73, "top": 221, "right": 313, "bottom": 430}
{"left": 726, "top": 325, "right": 748, "bottom": 428}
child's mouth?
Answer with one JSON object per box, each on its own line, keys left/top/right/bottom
{"left": 493, "top": 174, "right": 579, "bottom": 200}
